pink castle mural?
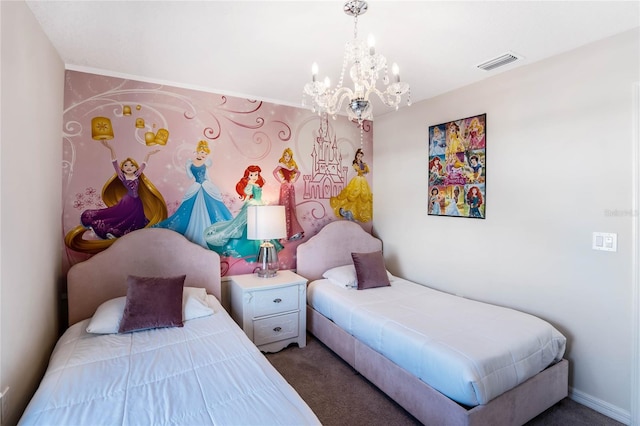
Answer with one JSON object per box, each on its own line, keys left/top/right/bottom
{"left": 303, "top": 118, "right": 349, "bottom": 200}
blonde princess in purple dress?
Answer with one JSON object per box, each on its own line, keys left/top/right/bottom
{"left": 80, "top": 140, "right": 165, "bottom": 238}
{"left": 65, "top": 140, "right": 167, "bottom": 253}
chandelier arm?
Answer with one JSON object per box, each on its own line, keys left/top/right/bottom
{"left": 360, "top": 81, "right": 375, "bottom": 101}
{"left": 368, "top": 87, "right": 388, "bottom": 104}
{"left": 367, "top": 86, "right": 401, "bottom": 108}
{"left": 330, "top": 87, "right": 355, "bottom": 115}
{"left": 382, "top": 93, "right": 402, "bottom": 107}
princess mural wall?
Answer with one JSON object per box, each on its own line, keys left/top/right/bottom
{"left": 62, "top": 71, "right": 373, "bottom": 276}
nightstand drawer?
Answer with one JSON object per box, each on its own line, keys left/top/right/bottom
{"left": 253, "top": 312, "right": 299, "bottom": 346}
{"left": 253, "top": 285, "right": 299, "bottom": 317}
{"left": 227, "top": 270, "right": 307, "bottom": 352}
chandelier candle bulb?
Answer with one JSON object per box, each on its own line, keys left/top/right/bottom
{"left": 368, "top": 34, "right": 375, "bottom": 55}
{"left": 392, "top": 63, "right": 400, "bottom": 83}
{"left": 312, "top": 62, "right": 318, "bottom": 82}
{"left": 324, "top": 76, "right": 331, "bottom": 89}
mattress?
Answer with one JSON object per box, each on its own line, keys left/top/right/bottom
{"left": 20, "top": 296, "right": 319, "bottom": 426}
{"left": 307, "top": 278, "right": 566, "bottom": 406}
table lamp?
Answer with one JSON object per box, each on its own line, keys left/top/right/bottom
{"left": 247, "top": 205, "right": 287, "bottom": 278}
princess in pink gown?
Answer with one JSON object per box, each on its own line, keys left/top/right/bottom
{"left": 273, "top": 148, "right": 304, "bottom": 241}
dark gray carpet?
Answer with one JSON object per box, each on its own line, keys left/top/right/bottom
{"left": 265, "top": 334, "right": 622, "bottom": 426}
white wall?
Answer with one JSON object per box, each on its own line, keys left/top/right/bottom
{"left": 0, "top": 2, "right": 64, "bottom": 425}
{"left": 374, "top": 29, "right": 639, "bottom": 422}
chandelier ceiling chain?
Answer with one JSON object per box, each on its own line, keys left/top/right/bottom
{"left": 303, "top": 0, "right": 411, "bottom": 127}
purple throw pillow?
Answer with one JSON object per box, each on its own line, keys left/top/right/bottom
{"left": 351, "top": 251, "right": 391, "bottom": 290}
{"left": 118, "top": 275, "right": 186, "bottom": 333}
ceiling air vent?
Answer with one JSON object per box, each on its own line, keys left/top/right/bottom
{"left": 476, "top": 52, "right": 522, "bottom": 71}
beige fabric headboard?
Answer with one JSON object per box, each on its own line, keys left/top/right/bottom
{"left": 296, "top": 221, "right": 382, "bottom": 282}
{"left": 67, "top": 228, "right": 221, "bottom": 326}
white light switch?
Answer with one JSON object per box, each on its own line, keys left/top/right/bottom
{"left": 592, "top": 232, "right": 617, "bottom": 252}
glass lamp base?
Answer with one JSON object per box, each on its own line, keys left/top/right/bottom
{"left": 256, "top": 267, "right": 278, "bottom": 278}
{"left": 256, "top": 242, "right": 279, "bottom": 278}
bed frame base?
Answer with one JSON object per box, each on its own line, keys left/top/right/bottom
{"left": 308, "top": 306, "right": 568, "bottom": 426}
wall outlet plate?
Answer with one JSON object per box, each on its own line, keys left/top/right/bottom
{"left": 592, "top": 232, "right": 617, "bottom": 252}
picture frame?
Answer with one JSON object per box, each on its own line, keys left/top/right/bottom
{"left": 428, "top": 113, "right": 486, "bottom": 218}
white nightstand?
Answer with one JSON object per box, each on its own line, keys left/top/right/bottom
{"left": 228, "top": 269, "right": 307, "bottom": 353}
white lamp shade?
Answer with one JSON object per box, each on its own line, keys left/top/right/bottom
{"left": 247, "top": 205, "right": 287, "bottom": 240}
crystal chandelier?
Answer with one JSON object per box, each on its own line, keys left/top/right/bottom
{"left": 303, "top": 0, "right": 411, "bottom": 127}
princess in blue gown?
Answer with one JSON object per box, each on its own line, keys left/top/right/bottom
{"left": 153, "top": 140, "right": 232, "bottom": 247}
{"left": 204, "top": 165, "right": 282, "bottom": 260}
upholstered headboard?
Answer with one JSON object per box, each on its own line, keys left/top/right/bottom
{"left": 296, "top": 221, "right": 382, "bottom": 282}
{"left": 67, "top": 228, "right": 221, "bottom": 325}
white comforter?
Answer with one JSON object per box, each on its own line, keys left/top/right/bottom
{"left": 307, "top": 278, "right": 566, "bottom": 406}
{"left": 20, "top": 297, "right": 319, "bottom": 426}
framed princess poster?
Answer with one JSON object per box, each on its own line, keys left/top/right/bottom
{"left": 428, "top": 113, "right": 486, "bottom": 219}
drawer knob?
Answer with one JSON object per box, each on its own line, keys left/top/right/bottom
{"left": 273, "top": 327, "right": 282, "bottom": 332}
{"left": 273, "top": 298, "right": 282, "bottom": 303}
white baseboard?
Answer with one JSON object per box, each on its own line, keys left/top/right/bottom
{"left": 569, "top": 387, "right": 631, "bottom": 425}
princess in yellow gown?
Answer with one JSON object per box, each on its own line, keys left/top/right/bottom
{"left": 330, "top": 148, "right": 373, "bottom": 223}
{"left": 445, "top": 121, "right": 468, "bottom": 169}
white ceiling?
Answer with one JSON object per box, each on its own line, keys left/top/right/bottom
{"left": 26, "top": 1, "right": 639, "bottom": 117}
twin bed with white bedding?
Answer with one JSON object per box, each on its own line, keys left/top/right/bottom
{"left": 297, "top": 220, "right": 569, "bottom": 426}
{"left": 21, "top": 222, "right": 568, "bottom": 425}
{"left": 307, "top": 278, "right": 565, "bottom": 407}
{"left": 20, "top": 228, "right": 319, "bottom": 425}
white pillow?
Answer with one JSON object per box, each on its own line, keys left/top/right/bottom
{"left": 86, "top": 286, "right": 215, "bottom": 334}
{"left": 323, "top": 264, "right": 358, "bottom": 288}
{"left": 86, "top": 297, "right": 127, "bottom": 334}
{"left": 322, "top": 264, "right": 394, "bottom": 288}
{"left": 182, "top": 287, "right": 215, "bottom": 321}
